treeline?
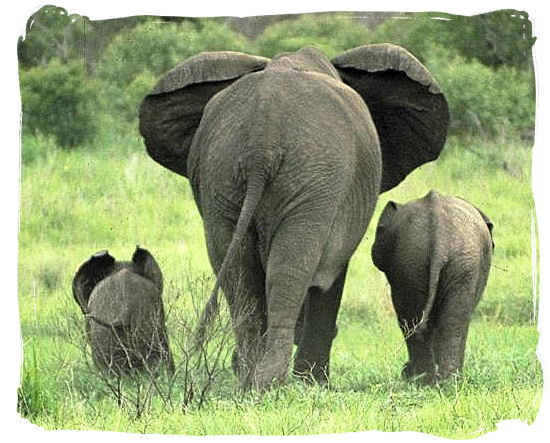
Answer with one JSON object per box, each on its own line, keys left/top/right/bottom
{"left": 18, "top": 6, "right": 536, "bottom": 154}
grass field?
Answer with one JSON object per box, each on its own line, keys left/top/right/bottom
{"left": 16, "top": 132, "right": 542, "bottom": 438}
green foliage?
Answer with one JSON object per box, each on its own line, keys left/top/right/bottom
{"left": 18, "top": 5, "right": 88, "bottom": 68}
{"left": 17, "top": 10, "right": 537, "bottom": 149}
{"left": 423, "top": 47, "right": 536, "bottom": 139}
{"left": 369, "top": 13, "right": 447, "bottom": 64}
{"left": 17, "top": 134, "right": 540, "bottom": 433}
{"left": 117, "top": 69, "right": 158, "bottom": 124}
{"left": 449, "top": 10, "right": 535, "bottom": 70}
{"left": 18, "top": 346, "right": 49, "bottom": 419}
{"left": 254, "top": 13, "right": 370, "bottom": 58}
{"left": 19, "top": 60, "right": 98, "bottom": 148}
{"left": 93, "top": 19, "right": 250, "bottom": 124}
{"left": 20, "top": 132, "right": 57, "bottom": 165}
{"left": 370, "top": 10, "right": 535, "bottom": 69}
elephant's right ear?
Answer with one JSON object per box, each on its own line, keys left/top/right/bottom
{"left": 131, "top": 246, "right": 163, "bottom": 293}
{"left": 72, "top": 251, "right": 115, "bottom": 314}
{"left": 377, "top": 200, "right": 399, "bottom": 229}
{"left": 139, "top": 51, "right": 269, "bottom": 177}
{"left": 332, "top": 44, "right": 449, "bottom": 193}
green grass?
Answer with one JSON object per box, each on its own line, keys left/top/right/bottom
{"left": 17, "top": 133, "right": 541, "bottom": 437}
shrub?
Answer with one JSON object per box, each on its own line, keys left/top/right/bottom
{"left": 445, "top": 10, "right": 535, "bottom": 70}
{"left": 369, "top": 10, "right": 535, "bottom": 70}
{"left": 118, "top": 69, "right": 158, "bottom": 124}
{"left": 17, "top": 5, "right": 88, "bottom": 69}
{"left": 368, "top": 13, "right": 447, "bottom": 64}
{"left": 254, "top": 13, "right": 370, "bottom": 58}
{"left": 94, "top": 19, "right": 251, "bottom": 124}
{"left": 424, "top": 46, "right": 535, "bottom": 139}
{"left": 19, "top": 60, "right": 98, "bottom": 148}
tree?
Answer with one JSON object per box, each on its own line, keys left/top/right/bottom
{"left": 18, "top": 5, "right": 88, "bottom": 68}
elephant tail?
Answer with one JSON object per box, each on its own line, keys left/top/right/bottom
{"left": 417, "top": 190, "right": 444, "bottom": 333}
{"left": 417, "top": 255, "right": 443, "bottom": 333}
{"left": 194, "top": 147, "right": 284, "bottom": 349}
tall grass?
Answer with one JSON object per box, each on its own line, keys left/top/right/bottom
{"left": 17, "top": 133, "right": 541, "bottom": 436}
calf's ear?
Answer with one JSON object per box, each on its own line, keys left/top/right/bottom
{"left": 72, "top": 251, "right": 115, "bottom": 314}
{"left": 475, "top": 207, "right": 495, "bottom": 250}
{"left": 132, "top": 246, "right": 163, "bottom": 293}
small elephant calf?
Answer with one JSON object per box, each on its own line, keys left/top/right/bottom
{"left": 72, "top": 246, "right": 174, "bottom": 375}
{"left": 371, "top": 190, "right": 494, "bottom": 384}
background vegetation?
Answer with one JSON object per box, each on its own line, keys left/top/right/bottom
{"left": 17, "top": 6, "right": 540, "bottom": 438}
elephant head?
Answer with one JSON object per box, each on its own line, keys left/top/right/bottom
{"left": 139, "top": 44, "right": 449, "bottom": 192}
{"left": 72, "top": 246, "right": 174, "bottom": 375}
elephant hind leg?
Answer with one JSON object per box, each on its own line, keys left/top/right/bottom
{"left": 293, "top": 264, "right": 347, "bottom": 384}
{"left": 432, "top": 310, "right": 471, "bottom": 382}
{"left": 431, "top": 283, "right": 476, "bottom": 382}
{"left": 401, "top": 324, "right": 436, "bottom": 383}
{"left": 392, "top": 288, "right": 437, "bottom": 383}
{"left": 205, "top": 221, "right": 267, "bottom": 387}
{"left": 227, "top": 252, "right": 267, "bottom": 387}
{"left": 253, "top": 231, "right": 332, "bottom": 389}
{"left": 253, "top": 269, "right": 308, "bottom": 390}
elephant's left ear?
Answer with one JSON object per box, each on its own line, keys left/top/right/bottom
{"left": 139, "top": 51, "right": 269, "bottom": 178}
{"left": 332, "top": 44, "right": 450, "bottom": 193}
{"left": 72, "top": 251, "right": 115, "bottom": 314}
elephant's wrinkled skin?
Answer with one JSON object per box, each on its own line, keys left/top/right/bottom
{"left": 72, "top": 247, "right": 174, "bottom": 375}
{"left": 139, "top": 44, "right": 449, "bottom": 390}
{"left": 371, "top": 190, "right": 494, "bottom": 384}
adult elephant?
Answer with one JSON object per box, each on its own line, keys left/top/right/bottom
{"left": 139, "top": 44, "right": 449, "bottom": 390}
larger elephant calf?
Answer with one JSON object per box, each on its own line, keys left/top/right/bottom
{"left": 372, "top": 190, "right": 494, "bottom": 384}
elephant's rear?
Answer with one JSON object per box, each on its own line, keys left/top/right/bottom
{"left": 409, "top": 191, "right": 494, "bottom": 317}
{"left": 87, "top": 271, "right": 173, "bottom": 374}
{"left": 441, "top": 196, "right": 494, "bottom": 303}
{"left": 191, "top": 68, "right": 381, "bottom": 280}
{"left": 374, "top": 190, "right": 494, "bottom": 325}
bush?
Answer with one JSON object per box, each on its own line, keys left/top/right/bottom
{"left": 17, "top": 5, "right": 88, "bottom": 69}
{"left": 368, "top": 12, "right": 536, "bottom": 140}
{"left": 118, "top": 69, "right": 158, "bottom": 124}
{"left": 254, "top": 13, "right": 370, "bottom": 58}
{"left": 369, "top": 10, "right": 535, "bottom": 70}
{"left": 368, "top": 13, "right": 447, "bottom": 64}
{"left": 424, "top": 46, "right": 535, "bottom": 139}
{"left": 19, "top": 60, "right": 98, "bottom": 148}
{"left": 445, "top": 10, "right": 535, "bottom": 70}
{"left": 94, "top": 19, "right": 251, "bottom": 125}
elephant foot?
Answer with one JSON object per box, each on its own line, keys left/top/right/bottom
{"left": 430, "top": 364, "right": 463, "bottom": 385}
{"left": 251, "top": 355, "right": 291, "bottom": 392}
{"left": 401, "top": 361, "right": 438, "bottom": 385}
{"left": 293, "top": 359, "right": 330, "bottom": 385}
{"left": 252, "top": 371, "right": 285, "bottom": 392}
{"left": 232, "top": 346, "right": 265, "bottom": 388}
{"left": 401, "top": 361, "right": 414, "bottom": 379}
